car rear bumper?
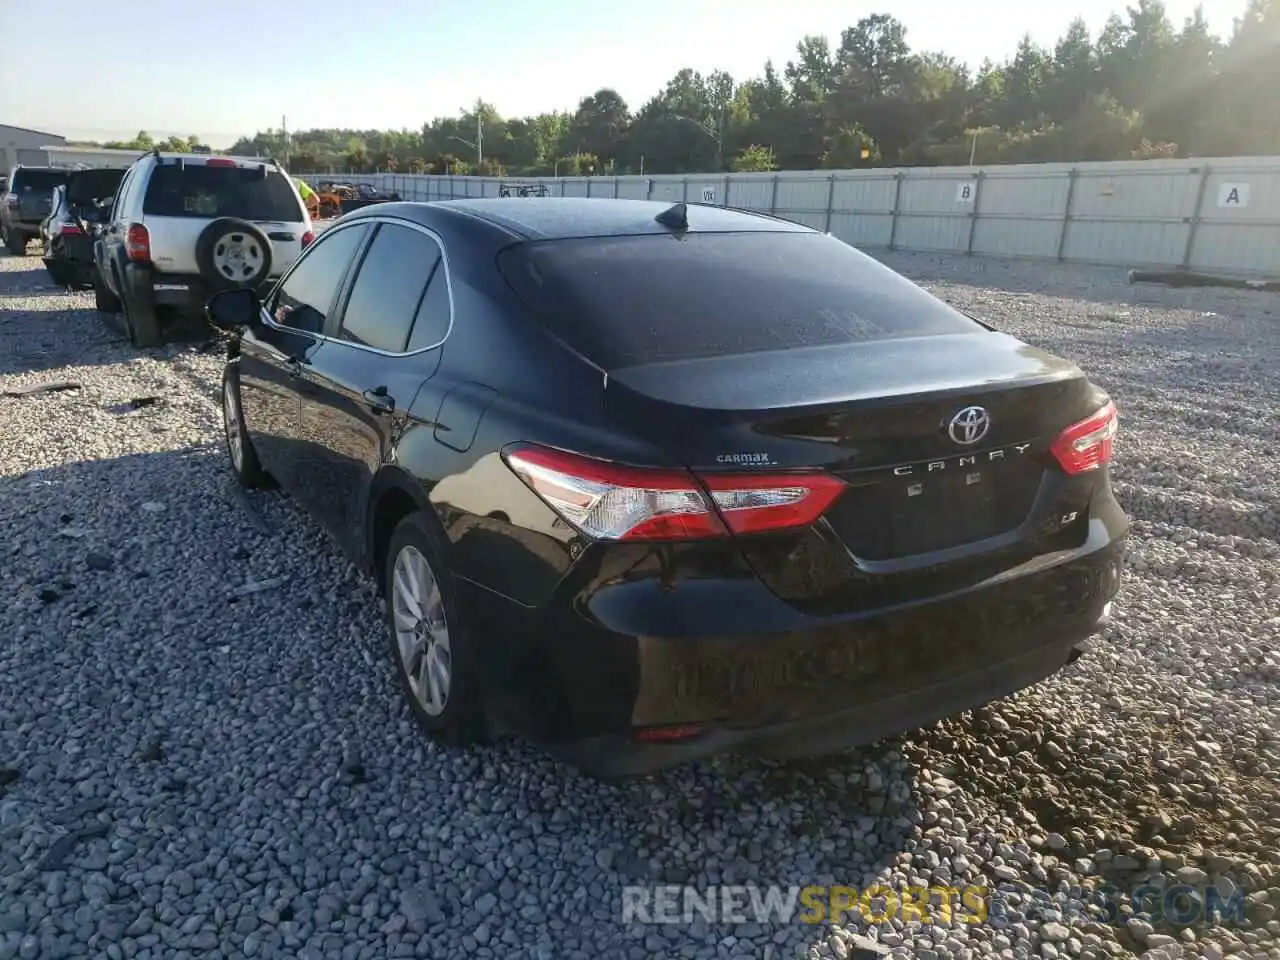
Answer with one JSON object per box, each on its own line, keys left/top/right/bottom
{"left": 557, "top": 622, "right": 1103, "bottom": 779}
{"left": 466, "top": 513, "right": 1127, "bottom": 779}
{"left": 124, "top": 267, "right": 281, "bottom": 313}
{"left": 44, "top": 237, "right": 97, "bottom": 283}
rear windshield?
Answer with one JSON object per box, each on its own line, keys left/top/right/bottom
{"left": 11, "top": 169, "right": 69, "bottom": 192}
{"left": 497, "top": 231, "right": 983, "bottom": 369}
{"left": 142, "top": 165, "right": 303, "bottom": 221}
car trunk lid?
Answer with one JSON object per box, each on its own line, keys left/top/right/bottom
{"left": 604, "top": 331, "right": 1103, "bottom": 569}
{"left": 66, "top": 168, "right": 126, "bottom": 207}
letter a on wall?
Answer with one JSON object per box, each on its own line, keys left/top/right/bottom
{"left": 1216, "top": 183, "right": 1250, "bottom": 208}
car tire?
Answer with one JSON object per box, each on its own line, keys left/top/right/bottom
{"left": 120, "top": 274, "right": 162, "bottom": 348}
{"left": 92, "top": 268, "right": 122, "bottom": 313}
{"left": 384, "top": 511, "right": 487, "bottom": 747}
{"left": 5, "top": 229, "right": 26, "bottom": 255}
{"left": 196, "top": 218, "right": 273, "bottom": 291}
{"left": 221, "top": 365, "right": 267, "bottom": 488}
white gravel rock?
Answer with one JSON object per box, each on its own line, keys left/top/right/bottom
{"left": 0, "top": 249, "right": 1278, "bottom": 960}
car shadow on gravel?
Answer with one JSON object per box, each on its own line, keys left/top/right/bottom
{"left": 0, "top": 447, "right": 927, "bottom": 960}
{"left": 0, "top": 306, "right": 132, "bottom": 378}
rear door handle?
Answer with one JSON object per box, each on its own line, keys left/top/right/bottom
{"left": 362, "top": 387, "right": 394, "bottom": 413}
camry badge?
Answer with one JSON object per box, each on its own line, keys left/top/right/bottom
{"left": 947, "top": 406, "right": 991, "bottom": 445}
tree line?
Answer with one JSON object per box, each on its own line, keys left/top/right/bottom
{"left": 84, "top": 0, "right": 1279, "bottom": 176}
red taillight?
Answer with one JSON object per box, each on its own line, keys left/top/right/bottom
{"left": 1050, "top": 402, "right": 1118, "bottom": 475}
{"left": 204, "top": 158, "right": 238, "bottom": 168}
{"left": 633, "top": 724, "right": 704, "bottom": 743}
{"left": 301, "top": 230, "right": 315, "bottom": 248}
{"left": 700, "top": 471, "right": 848, "bottom": 535}
{"left": 59, "top": 223, "right": 82, "bottom": 236}
{"left": 125, "top": 223, "right": 150, "bottom": 263}
{"left": 502, "top": 444, "right": 847, "bottom": 542}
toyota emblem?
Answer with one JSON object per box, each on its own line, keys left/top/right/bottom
{"left": 947, "top": 406, "right": 991, "bottom": 445}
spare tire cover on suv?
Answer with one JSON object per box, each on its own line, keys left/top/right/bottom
{"left": 196, "top": 218, "right": 273, "bottom": 290}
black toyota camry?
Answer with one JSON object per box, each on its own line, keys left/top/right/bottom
{"left": 207, "top": 197, "right": 1128, "bottom": 779}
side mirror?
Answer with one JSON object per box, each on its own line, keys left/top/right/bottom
{"left": 206, "top": 288, "right": 261, "bottom": 331}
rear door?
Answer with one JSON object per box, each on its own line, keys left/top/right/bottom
{"left": 140, "top": 159, "right": 310, "bottom": 277}
{"left": 239, "top": 221, "right": 372, "bottom": 488}
{"left": 293, "top": 221, "right": 447, "bottom": 554}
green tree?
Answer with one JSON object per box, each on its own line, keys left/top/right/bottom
{"left": 730, "top": 145, "right": 777, "bottom": 172}
{"left": 225, "top": 0, "right": 1267, "bottom": 175}
{"left": 823, "top": 124, "right": 881, "bottom": 167}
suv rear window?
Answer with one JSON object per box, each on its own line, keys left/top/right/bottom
{"left": 497, "top": 231, "right": 983, "bottom": 369}
{"left": 11, "top": 169, "right": 69, "bottom": 192}
{"left": 142, "top": 165, "right": 303, "bottom": 221}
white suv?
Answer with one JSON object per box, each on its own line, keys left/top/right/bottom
{"left": 93, "top": 150, "right": 315, "bottom": 346}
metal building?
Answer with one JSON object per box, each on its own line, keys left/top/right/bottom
{"left": 42, "top": 145, "right": 148, "bottom": 169}
{"left": 0, "top": 125, "right": 68, "bottom": 173}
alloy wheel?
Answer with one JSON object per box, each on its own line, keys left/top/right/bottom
{"left": 223, "top": 383, "right": 244, "bottom": 473}
{"left": 391, "top": 545, "right": 452, "bottom": 717}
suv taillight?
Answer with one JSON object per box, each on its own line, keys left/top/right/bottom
{"left": 301, "top": 230, "right": 315, "bottom": 248}
{"left": 58, "top": 223, "right": 82, "bottom": 236}
{"left": 125, "top": 223, "right": 151, "bottom": 263}
{"left": 502, "top": 444, "right": 847, "bottom": 541}
{"left": 1050, "top": 402, "right": 1118, "bottom": 475}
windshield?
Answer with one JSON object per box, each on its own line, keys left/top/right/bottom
{"left": 497, "top": 231, "right": 984, "bottom": 370}
{"left": 142, "top": 165, "right": 303, "bottom": 221}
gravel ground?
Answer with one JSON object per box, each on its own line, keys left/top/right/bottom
{"left": 0, "top": 248, "right": 1277, "bottom": 960}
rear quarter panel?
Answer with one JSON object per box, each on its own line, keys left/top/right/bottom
{"left": 393, "top": 231, "right": 681, "bottom": 607}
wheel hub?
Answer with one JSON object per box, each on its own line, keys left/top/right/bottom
{"left": 213, "top": 234, "right": 264, "bottom": 282}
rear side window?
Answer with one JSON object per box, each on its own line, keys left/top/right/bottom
{"left": 12, "top": 169, "right": 68, "bottom": 192}
{"left": 142, "top": 164, "right": 303, "bottom": 222}
{"left": 497, "top": 231, "right": 984, "bottom": 369}
{"left": 338, "top": 224, "right": 441, "bottom": 353}
{"left": 406, "top": 263, "right": 450, "bottom": 351}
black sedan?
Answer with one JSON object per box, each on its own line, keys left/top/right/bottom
{"left": 207, "top": 197, "right": 1128, "bottom": 779}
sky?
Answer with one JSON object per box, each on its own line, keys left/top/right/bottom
{"left": 0, "top": 0, "right": 1240, "bottom": 148}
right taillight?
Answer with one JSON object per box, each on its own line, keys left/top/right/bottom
{"left": 502, "top": 444, "right": 847, "bottom": 542}
{"left": 1050, "top": 401, "right": 1118, "bottom": 475}
{"left": 125, "top": 223, "right": 150, "bottom": 263}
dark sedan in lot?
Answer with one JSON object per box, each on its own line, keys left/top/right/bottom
{"left": 207, "top": 197, "right": 1128, "bottom": 779}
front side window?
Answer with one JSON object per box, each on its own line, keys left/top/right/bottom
{"left": 270, "top": 224, "right": 369, "bottom": 335}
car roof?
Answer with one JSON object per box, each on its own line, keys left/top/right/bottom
{"left": 138, "top": 153, "right": 275, "bottom": 170}
{"left": 425, "top": 197, "right": 815, "bottom": 241}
